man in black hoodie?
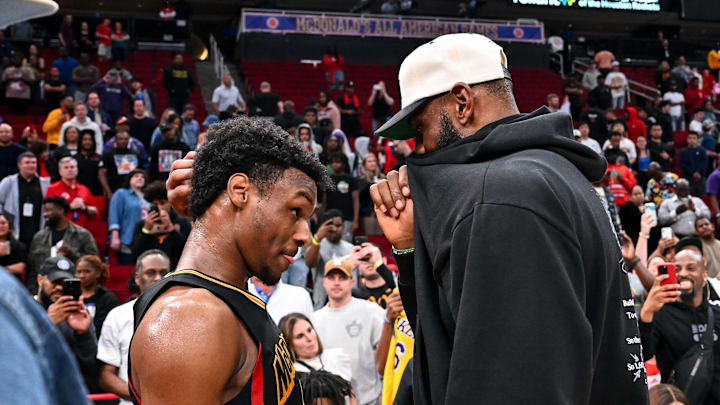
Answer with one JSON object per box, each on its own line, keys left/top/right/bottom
{"left": 370, "top": 33, "right": 649, "bottom": 404}
{"left": 162, "top": 54, "right": 195, "bottom": 114}
{"left": 640, "top": 248, "right": 720, "bottom": 404}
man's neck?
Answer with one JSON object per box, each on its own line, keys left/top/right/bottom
{"left": 54, "top": 221, "right": 69, "bottom": 231}
{"left": 0, "top": 141, "right": 11, "bottom": 147}
{"left": 702, "top": 235, "right": 715, "bottom": 242}
{"left": 328, "top": 294, "right": 352, "bottom": 309}
{"left": 134, "top": 113, "right": 144, "bottom": 119}
{"left": 176, "top": 219, "right": 250, "bottom": 289}
{"left": 75, "top": 116, "right": 86, "bottom": 123}
{"left": 61, "top": 178, "right": 76, "bottom": 187}
{"left": 363, "top": 274, "right": 385, "bottom": 288}
{"left": 651, "top": 137, "right": 662, "bottom": 143}
{"left": 20, "top": 172, "right": 35, "bottom": 181}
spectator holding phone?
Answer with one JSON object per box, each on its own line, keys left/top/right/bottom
{"left": 305, "top": 209, "right": 354, "bottom": 309}
{"left": 34, "top": 256, "right": 99, "bottom": 393}
{"left": 129, "top": 184, "right": 186, "bottom": 269}
{"left": 108, "top": 169, "right": 149, "bottom": 265}
{"left": 349, "top": 242, "right": 396, "bottom": 308}
{"left": 639, "top": 249, "right": 720, "bottom": 404}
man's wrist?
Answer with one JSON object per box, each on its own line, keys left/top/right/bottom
{"left": 391, "top": 239, "right": 413, "bottom": 250}
{"left": 311, "top": 234, "right": 321, "bottom": 246}
{"left": 640, "top": 308, "right": 654, "bottom": 324}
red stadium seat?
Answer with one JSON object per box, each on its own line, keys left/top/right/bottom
{"left": 106, "top": 265, "right": 135, "bottom": 303}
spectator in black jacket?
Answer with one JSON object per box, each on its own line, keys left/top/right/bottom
{"left": 273, "top": 100, "right": 303, "bottom": 134}
{"left": 149, "top": 123, "right": 190, "bottom": 182}
{"left": 35, "top": 256, "right": 99, "bottom": 393}
{"left": 162, "top": 54, "right": 194, "bottom": 114}
{"left": 648, "top": 123, "right": 674, "bottom": 171}
{"left": 75, "top": 254, "right": 118, "bottom": 338}
{"left": 349, "top": 242, "right": 396, "bottom": 308}
{"left": 587, "top": 74, "right": 612, "bottom": 111}
{"left": 640, "top": 248, "right": 720, "bottom": 404}
{"left": 130, "top": 202, "right": 185, "bottom": 270}
{"left": 654, "top": 101, "right": 675, "bottom": 144}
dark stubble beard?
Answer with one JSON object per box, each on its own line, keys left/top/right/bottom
{"left": 436, "top": 111, "right": 463, "bottom": 150}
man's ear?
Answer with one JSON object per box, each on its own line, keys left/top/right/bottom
{"left": 449, "top": 82, "right": 474, "bottom": 129}
{"left": 227, "top": 173, "right": 252, "bottom": 209}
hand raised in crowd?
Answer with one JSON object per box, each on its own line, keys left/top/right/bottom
{"left": 166, "top": 151, "right": 196, "bottom": 218}
{"left": 620, "top": 231, "right": 635, "bottom": 263}
{"left": 349, "top": 243, "right": 382, "bottom": 268}
{"left": 157, "top": 209, "right": 174, "bottom": 232}
{"left": 47, "top": 295, "right": 85, "bottom": 325}
{"left": 640, "top": 274, "right": 681, "bottom": 323}
{"left": 143, "top": 210, "right": 160, "bottom": 232}
{"left": 657, "top": 234, "right": 679, "bottom": 253}
{"left": 386, "top": 290, "right": 404, "bottom": 323}
{"left": 640, "top": 212, "right": 656, "bottom": 236}
{"left": 66, "top": 297, "right": 91, "bottom": 334}
{"left": 314, "top": 219, "right": 336, "bottom": 242}
{"left": 370, "top": 165, "right": 414, "bottom": 250}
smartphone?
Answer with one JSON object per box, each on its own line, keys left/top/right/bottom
{"left": 661, "top": 227, "right": 673, "bottom": 240}
{"left": 149, "top": 205, "right": 162, "bottom": 223}
{"left": 658, "top": 263, "right": 677, "bottom": 287}
{"left": 354, "top": 236, "right": 369, "bottom": 246}
{"left": 62, "top": 278, "right": 82, "bottom": 301}
{"left": 644, "top": 202, "right": 657, "bottom": 227}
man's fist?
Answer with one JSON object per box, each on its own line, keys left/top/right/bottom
{"left": 370, "top": 166, "right": 413, "bottom": 250}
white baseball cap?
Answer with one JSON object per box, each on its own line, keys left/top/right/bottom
{"left": 375, "top": 33, "right": 511, "bottom": 140}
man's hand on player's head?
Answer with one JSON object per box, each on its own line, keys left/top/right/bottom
{"left": 371, "top": 165, "right": 413, "bottom": 250}
{"left": 167, "top": 151, "right": 195, "bottom": 218}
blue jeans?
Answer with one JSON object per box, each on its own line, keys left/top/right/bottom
{"left": 326, "top": 70, "right": 345, "bottom": 91}
{"left": 281, "top": 257, "right": 309, "bottom": 287}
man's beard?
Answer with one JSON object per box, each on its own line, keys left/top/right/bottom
{"left": 46, "top": 216, "right": 59, "bottom": 228}
{"left": 255, "top": 264, "right": 280, "bottom": 286}
{"left": 437, "top": 112, "right": 462, "bottom": 150}
{"left": 678, "top": 278, "right": 697, "bottom": 303}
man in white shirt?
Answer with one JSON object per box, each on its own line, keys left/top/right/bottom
{"left": 582, "top": 61, "right": 601, "bottom": 91}
{"left": 59, "top": 102, "right": 103, "bottom": 154}
{"left": 575, "top": 121, "right": 601, "bottom": 154}
{"left": 602, "top": 122, "right": 637, "bottom": 166}
{"left": 604, "top": 61, "right": 628, "bottom": 109}
{"left": 658, "top": 179, "right": 711, "bottom": 237}
{"left": 313, "top": 259, "right": 385, "bottom": 405}
{"left": 96, "top": 250, "right": 170, "bottom": 404}
{"left": 663, "top": 81, "right": 686, "bottom": 131}
{"left": 247, "top": 276, "right": 313, "bottom": 324}
{"left": 212, "top": 74, "right": 246, "bottom": 120}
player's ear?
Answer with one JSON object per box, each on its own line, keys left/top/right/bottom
{"left": 227, "top": 173, "right": 251, "bottom": 209}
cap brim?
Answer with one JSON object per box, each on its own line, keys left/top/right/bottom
{"left": 324, "top": 267, "right": 352, "bottom": 277}
{"left": 374, "top": 98, "right": 428, "bottom": 140}
{"left": 47, "top": 271, "right": 74, "bottom": 282}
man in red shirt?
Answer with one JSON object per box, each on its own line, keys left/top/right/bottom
{"left": 95, "top": 18, "right": 112, "bottom": 61}
{"left": 603, "top": 148, "right": 637, "bottom": 207}
{"left": 684, "top": 76, "right": 705, "bottom": 115}
{"left": 46, "top": 156, "right": 97, "bottom": 228}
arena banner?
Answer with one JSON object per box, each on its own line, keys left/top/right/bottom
{"left": 241, "top": 9, "right": 544, "bottom": 43}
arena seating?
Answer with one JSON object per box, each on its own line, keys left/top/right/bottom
{"left": 241, "top": 61, "right": 566, "bottom": 136}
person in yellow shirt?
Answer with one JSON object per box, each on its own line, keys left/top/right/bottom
{"left": 375, "top": 289, "right": 415, "bottom": 405}
{"left": 42, "top": 95, "right": 74, "bottom": 148}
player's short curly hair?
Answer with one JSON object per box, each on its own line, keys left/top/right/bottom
{"left": 189, "top": 116, "right": 333, "bottom": 220}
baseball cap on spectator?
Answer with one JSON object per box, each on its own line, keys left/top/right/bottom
{"left": 324, "top": 258, "right": 353, "bottom": 277}
{"left": 611, "top": 61, "right": 620, "bottom": 67}
{"left": 39, "top": 256, "right": 76, "bottom": 282}
{"left": 573, "top": 129, "right": 581, "bottom": 138}
{"left": 375, "top": 33, "right": 511, "bottom": 140}
{"left": 203, "top": 114, "right": 219, "bottom": 126}
{"left": 702, "top": 119, "right": 715, "bottom": 131}
{"left": 44, "top": 196, "right": 70, "bottom": 213}
{"left": 115, "top": 116, "right": 130, "bottom": 130}
{"left": 675, "top": 236, "right": 703, "bottom": 255}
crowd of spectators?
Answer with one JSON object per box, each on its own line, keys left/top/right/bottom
{"left": 556, "top": 43, "right": 720, "bottom": 404}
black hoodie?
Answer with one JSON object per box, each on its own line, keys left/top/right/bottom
{"left": 400, "top": 107, "right": 649, "bottom": 404}
{"left": 640, "top": 297, "right": 720, "bottom": 405}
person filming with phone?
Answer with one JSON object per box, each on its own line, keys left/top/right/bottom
{"left": 34, "top": 255, "right": 99, "bottom": 393}
{"left": 658, "top": 178, "right": 710, "bottom": 238}
{"left": 640, "top": 248, "right": 720, "bottom": 404}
